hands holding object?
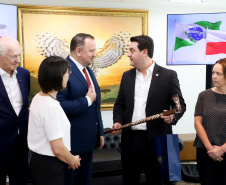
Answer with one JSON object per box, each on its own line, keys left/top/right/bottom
{"left": 105, "top": 94, "right": 181, "bottom": 134}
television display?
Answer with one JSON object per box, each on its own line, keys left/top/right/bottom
{"left": 167, "top": 13, "right": 226, "bottom": 65}
{"left": 0, "top": 3, "right": 17, "bottom": 39}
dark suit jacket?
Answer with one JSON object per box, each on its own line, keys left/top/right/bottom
{"left": 0, "top": 67, "right": 30, "bottom": 169}
{"left": 113, "top": 63, "right": 186, "bottom": 154}
{"left": 57, "top": 56, "right": 104, "bottom": 153}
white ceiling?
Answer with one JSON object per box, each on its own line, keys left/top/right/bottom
{"left": 74, "top": 0, "right": 226, "bottom": 7}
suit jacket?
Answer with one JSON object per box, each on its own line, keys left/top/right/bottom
{"left": 57, "top": 56, "right": 104, "bottom": 153}
{"left": 0, "top": 67, "right": 30, "bottom": 169}
{"left": 113, "top": 63, "right": 186, "bottom": 154}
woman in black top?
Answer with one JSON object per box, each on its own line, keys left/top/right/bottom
{"left": 194, "top": 58, "right": 226, "bottom": 185}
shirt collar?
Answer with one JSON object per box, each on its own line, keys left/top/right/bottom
{"left": 136, "top": 60, "right": 155, "bottom": 75}
{"left": 0, "top": 67, "right": 17, "bottom": 78}
{"left": 69, "top": 55, "right": 86, "bottom": 73}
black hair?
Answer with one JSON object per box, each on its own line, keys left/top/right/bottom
{"left": 38, "top": 56, "right": 69, "bottom": 93}
{"left": 130, "top": 35, "right": 154, "bottom": 58}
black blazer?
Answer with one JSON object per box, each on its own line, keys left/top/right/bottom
{"left": 0, "top": 67, "right": 30, "bottom": 169}
{"left": 113, "top": 63, "right": 186, "bottom": 153}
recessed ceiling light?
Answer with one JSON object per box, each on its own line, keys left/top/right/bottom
{"left": 169, "top": 0, "right": 208, "bottom": 2}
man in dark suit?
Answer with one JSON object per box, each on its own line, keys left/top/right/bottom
{"left": 57, "top": 33, "right": 104, "bottom": 185}
{"left": 0, "top": 37, "right": 30, "bottom": 185}
{"left": 112, "top": 35, "right": 186, "bottom": 185}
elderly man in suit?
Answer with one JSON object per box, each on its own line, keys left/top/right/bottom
{"left": 0, "top": 37, "right": 30, "bottom": 185}
{"left": 112, "top": 35, "right": 186, "bottom": 185}
{"left": 57, "top": 33, "right": 104, "bottom": 185}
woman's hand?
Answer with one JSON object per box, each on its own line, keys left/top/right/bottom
{"left": 207, "top": 145, "right": 224, "bottom": 162}
{"left": 68, "top": 155, "right": 81, "bottom": 170}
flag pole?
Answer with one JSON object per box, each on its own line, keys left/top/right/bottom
{"left": 204, "top": 26, "right": 208, "bottom": 64}
{"left": 171, "top": 20, "right": 176, "bottom": 64}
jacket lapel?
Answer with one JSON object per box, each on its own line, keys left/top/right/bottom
{"left": 146, "top": 63, "right": 161, "bottom": 104}
{"left": 67, "top": 56, "right": 88, "bottom": 90}
{"left": 16, "top": 72, "right": 25, "bottom": 105}
{"left": 0, "top": 76, "right": 17, "bottom": 114}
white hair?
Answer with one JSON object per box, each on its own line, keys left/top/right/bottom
{"left": 0, "top": 37, "right": 19, "bottom": 57}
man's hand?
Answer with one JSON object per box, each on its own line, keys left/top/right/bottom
{"left": 98, "top": 136, "right": 104, "bottom": 149}
{"left": 161, "top": 110, "right": 175, "bottom": 124}
{"left": 111, "top": 122, "right": 122, "bottom": 135}
{"left": 86, "top": 85, "right": 96, "bottom": 103}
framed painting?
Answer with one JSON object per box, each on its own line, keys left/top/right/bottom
{"left": 18, "top": 5, "right": 148, "bottom": 110}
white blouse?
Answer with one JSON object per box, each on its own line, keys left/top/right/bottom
{"left": 28, "top": 93, "right": 71, "bottom": 156}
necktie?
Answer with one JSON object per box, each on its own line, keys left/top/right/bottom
{"left": 83, "top": 68, "right": 91, "bottom": 87}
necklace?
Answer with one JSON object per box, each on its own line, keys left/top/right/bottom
{"left": 46, "top": 93, "right": 57, "bottom": 100}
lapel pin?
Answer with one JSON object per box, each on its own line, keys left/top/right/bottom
{"left": 156, "top": 74, "right": 159, "bottom": 76}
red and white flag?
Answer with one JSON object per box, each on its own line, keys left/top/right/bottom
{"left": 206, "top": 29, "right": 226, "bottom": 55}
{"left": 205, "top": 29, "right": 226, "bottom": 64}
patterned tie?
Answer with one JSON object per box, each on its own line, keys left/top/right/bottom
{"left": 83, "top": 68, "right": 91, "bottom": 87}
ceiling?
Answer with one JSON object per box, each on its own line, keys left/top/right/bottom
{"left": 75, "top": 0, "right": 226, "bottom": 7}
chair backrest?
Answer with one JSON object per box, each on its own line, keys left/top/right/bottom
{"left": 102, "top": 128, "right": 184, "bottom": 152}
{"left": 102, "top": 132, "right": 121, "bottom": 150}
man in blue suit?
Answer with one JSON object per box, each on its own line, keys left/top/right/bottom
{"left": 57, "top": 33, "right": 104, "bottom": 185}
{"left": 0, "top": 37, "right": 30, "bottom": 185}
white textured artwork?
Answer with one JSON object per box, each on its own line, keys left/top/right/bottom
{"left": 36, "top": 31, "right": 130, "bottom": 75}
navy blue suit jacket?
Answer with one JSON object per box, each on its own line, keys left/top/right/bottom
{"left": 0, "top": 67, "right": 30, "bottom": 169}
{"left": 57, "top": 56, "right": 104, "bottom": 153}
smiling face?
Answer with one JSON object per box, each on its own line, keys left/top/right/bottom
{"left": 212, "top": 63, "right": 226, "bottom": 88}
{"left": 78, "top": 38, "right": 96, "bottom": 67}
{"left": 0, "top": 39, "right": 21, "bottom": 76}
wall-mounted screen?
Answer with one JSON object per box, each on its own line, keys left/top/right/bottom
{"left": 0, "top": 3, "right": 17, "bottom": 39}
{"left": 167, "top": 13, "right": 226, "bottom": 65}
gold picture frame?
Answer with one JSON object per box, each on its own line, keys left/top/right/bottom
{"left": 17, "top": 5, "right": 148, "bottom": 110}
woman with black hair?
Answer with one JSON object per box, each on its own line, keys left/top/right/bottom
{"left": 28, "top": 56, "right": 81, "bottom": 185}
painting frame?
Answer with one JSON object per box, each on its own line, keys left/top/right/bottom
{"left": 17, "top": 5, "right": 148, "bottom": 110}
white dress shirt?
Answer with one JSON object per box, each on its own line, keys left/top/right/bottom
{"left": 131, "top": 62, "right": 155, "bottom": 130}
{"left": 69, "top": 56, "right": 95, "bottom": 106}
{"left": 0, "top": 68, "right": 22, "bottom": 116}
